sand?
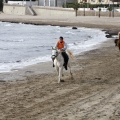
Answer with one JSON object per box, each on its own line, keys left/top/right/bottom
{"left": 0, "top": 14, "right": 120, "bottom": 30}
{"left": 0, "top": 14, "right": 120, "bottom": 120}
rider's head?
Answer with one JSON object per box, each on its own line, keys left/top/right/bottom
{"left": 59, "top": 36, "right": 63, "bottom": 43}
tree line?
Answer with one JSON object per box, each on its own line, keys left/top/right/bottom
{"left": 0, "top": 0, "right": 3, "bottom": 11}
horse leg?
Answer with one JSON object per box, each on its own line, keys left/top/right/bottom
{"left": 115, "top": 39, "right": 118, "bottom": 46}
{"left": 119, "top": 43, "right": 120, "bottom": 51}
{"left": 55, "top": 66, "right": 59, "bottom": 75}
{"left": 70, "top": 67, "right": 73, "bottom": 80}
{"left": 68, "top": 63, "right": 73, "bottom": 79}
{"left": 117, "top": 40, "right": 120, "bottom": 51}
{"left": 58, "top": 67, "right": 62, "bottom": 83}
{"left": 58, "top": 67, "right": 61, "bottom": 83}
{"left": 118, "top": 43, "right": 120, "bottom": 51}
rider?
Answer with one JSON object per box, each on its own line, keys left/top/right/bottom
{"left": 53, "top": 36, "right": 69, "bottom": 70}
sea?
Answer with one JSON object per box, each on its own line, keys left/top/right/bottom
{"left": 0, "top": 22, "right": 107, "bottom": 73}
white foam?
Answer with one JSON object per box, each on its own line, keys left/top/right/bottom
{"left": 5, "top": 24, "right": 12, "bottom": 27}
{"left": 12, "top": 39, "right": 24, "bottom": 42}
{"left": 66, "top": 31, "right": 75, "bottom": 34}
{"left": 0, "top": 55, "right": 51, "bottom": 73}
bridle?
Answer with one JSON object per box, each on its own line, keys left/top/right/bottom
{"left": 51, "top": 49, "right": 59, "bottom": 59}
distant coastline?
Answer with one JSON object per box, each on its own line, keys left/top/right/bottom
{"left": 0, "top": 13, "right": 120, "bottom": 31}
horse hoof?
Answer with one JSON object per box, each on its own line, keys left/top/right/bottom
{"left": 60, "top": 80, "right": 65, "bottom": 82}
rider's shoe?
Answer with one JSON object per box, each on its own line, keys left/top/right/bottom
{"left": 64, "top": 65, "right": 67, "bottom": 70}
{"left": 53, "top": 64, "right": 55, "bottom": 67}
{"left": 63, "top": 63, "right": 67, "bottom": 70}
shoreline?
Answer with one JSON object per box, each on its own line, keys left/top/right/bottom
{"left": 0, "top": 21, "right": 107, "bottom": 77}
{"left": 0, "top": 36, "right": 108, "bottom": 81}
{"left": 0, "top": 37, "right": 110, "bottom": 82}
{"left": 0, "top": 14, "right": 120, "bottom": 120}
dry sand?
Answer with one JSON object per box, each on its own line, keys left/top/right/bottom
{"left": 0, "top": 14, "right": 120, "bottom": 30}
{"left": 0, "top": 14, "right": 120, "bottom": 120}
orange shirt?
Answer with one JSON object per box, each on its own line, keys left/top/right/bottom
{"left": 57, "top": 40, "right": 65, "bottom": 49}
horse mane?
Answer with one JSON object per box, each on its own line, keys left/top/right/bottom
{"left": 66, "top": 49, "right": 74, "bottom": 60}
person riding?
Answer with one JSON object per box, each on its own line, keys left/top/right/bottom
{"left": 53, "top": 36, "right": 69, "bottom": 70}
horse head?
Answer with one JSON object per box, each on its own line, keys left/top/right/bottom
{"left": 51, "top": 47, "right": 60, "bottom": 59}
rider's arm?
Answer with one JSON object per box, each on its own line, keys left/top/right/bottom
{"left": 61, "top": 42, "right": 67, "bottom": 51}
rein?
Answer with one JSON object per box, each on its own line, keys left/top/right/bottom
{"left": 51, "top": 55, "right": 57, "bottom": 59}
{"left": 51, "top": 50, "right": 60, "bottom": 59}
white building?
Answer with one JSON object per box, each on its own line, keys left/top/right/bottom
{"left": 5, "top": 0, "right": 38, "bottom": 6}
{"left": 38, "top": 0, "right": 77, "bottom": 7}
{"left": 6, "top": 0, "right": 120, "bottom": 6}
{"left": 78, "top": 0, "right": 120, "bottom": 4}
{"left": 6, "top": 0, "right": 77, "bottom": 7}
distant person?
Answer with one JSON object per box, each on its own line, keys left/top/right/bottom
{"left": 53, "top": 36, "right": 69, "bottom": 70}
{"left": 117, "top": 32, "right": 120, "bottom": 51}
{"left": 118, "top": 32, "right": 120, "bottom": 39}
{"left": 114, "top": 32, "right": 120, "bottom": 46}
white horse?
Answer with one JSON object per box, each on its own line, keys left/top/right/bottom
{"left": 51, "top": 47, "right": 73, "bottom": 83}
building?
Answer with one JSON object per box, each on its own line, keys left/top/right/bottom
{"left": 6, "top": 0, "right": 77, "bottom": 7}
{"left": 78, "top": 0, "right": 120, "bottom": 4}
{"left": 38, "top": 0, "right": 77, "bottom": 7}
{"left": 5, "top": 0, "right": 120, "bottom": 6}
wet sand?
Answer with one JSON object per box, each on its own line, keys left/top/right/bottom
{"left": 0, "top": 14, "right": 120, "bottom": 120}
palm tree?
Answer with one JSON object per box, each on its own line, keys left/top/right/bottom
{"left": 98, "top": 0, "right": 102, "bottom": 18}
{"left": 72, "top": 2, "right": 80, "bottom": 17}
{"left": 112, "top": 0, "right": 114, "bottom": 17}
{"left": 0, "top": 0, "right": 3, "bottom": 11}
{"left": 108, "top": 6, "right": 112, "bottom": 17}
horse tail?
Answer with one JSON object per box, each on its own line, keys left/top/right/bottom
{"left": 66, "top": 49, "right": 74, "bottom": 60}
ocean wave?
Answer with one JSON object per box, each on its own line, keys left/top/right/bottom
{"left": 0, "top": 48, "right": 9, "bottom": 50}
{"left": 0, "top": 39, "right": 25, "bottom": 42}
{"left": 66, "top": 31, "right": 75, "bottom": 34}
{"left": 4, "top": 24, "right": 12, "bottom": 27}
{"left": 0, "top": 22, "right": 107, "bottom": 73}
{"left": 0, "top": 55, "right": 51, "bottom": 73}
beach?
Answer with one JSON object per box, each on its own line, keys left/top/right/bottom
{"left": 0, "top": 13, "right": 120, "bottom": 30}
{"left": 0, "top": 14, "right": 120, "bottom": 120}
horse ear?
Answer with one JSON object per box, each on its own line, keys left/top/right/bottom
{"left": 52, "top": 47, "right": 55, "bottom": 50}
